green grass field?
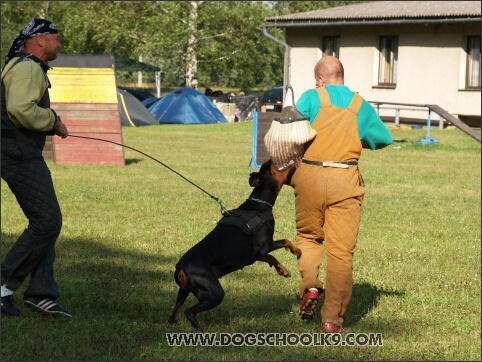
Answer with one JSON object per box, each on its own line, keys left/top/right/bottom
{"left": 1, "top": 122, "right": 480, "bottom": 361}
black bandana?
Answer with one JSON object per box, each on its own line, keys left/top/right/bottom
{"left": 4, "top": 19, "right": 58, "bottom": 66}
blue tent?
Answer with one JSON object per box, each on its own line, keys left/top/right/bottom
{"left": 142, "top": 97, "right": 162, "bottom": 108}
{"left": 147, "top": 87, "right": 228, "bottom": 124}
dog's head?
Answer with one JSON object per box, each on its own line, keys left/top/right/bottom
{"left": 248, "top": 159, "right": 294, "bottom": 192}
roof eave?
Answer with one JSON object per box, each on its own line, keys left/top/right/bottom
{"left": 263, "top": 17, "right": 481, "bottom": 28}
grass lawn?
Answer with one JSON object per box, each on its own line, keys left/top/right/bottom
{"left": 1, "top": 122, "right": 480, "bottom": 361}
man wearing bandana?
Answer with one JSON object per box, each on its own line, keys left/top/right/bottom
{"left": 1, "top": 19, "right": 70, "bottom": 317}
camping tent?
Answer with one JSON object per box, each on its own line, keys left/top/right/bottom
{"left": 147, "top": 87, "right": 228, "bottom": 124}
{"left": 142, "top": 97, "right": 162, "bottom": 108}
{"left": 117, "top": 88, "right": 158, "bottom": 127}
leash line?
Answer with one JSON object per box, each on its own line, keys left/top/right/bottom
{"left": 68, "top": 134, "right": 229, "bottom": 215}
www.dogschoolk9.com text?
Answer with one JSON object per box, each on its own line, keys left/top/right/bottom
{"left": 166, "top": 332, "right": 383, "bottom": 347}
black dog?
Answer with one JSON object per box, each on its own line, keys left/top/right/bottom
{"left": 168, "top": 160, "right": 301, "bottom": 331}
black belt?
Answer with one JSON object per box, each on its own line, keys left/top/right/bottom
{"left": 1, "top": 129, "right": 16, "bottom": 138}
{"left": 302, "top": 159, "right": 358, "bottom": 167}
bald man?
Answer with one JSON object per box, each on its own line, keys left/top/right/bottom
{"left": 292, "top": 56, "right": 392, "bottom": 332}
{"left": 1, "top": 19, "right": 70, "bottom": 317}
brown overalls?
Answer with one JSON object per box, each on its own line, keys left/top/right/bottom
{"left": 290, "top": 87, "right": 366, "bottom": 327}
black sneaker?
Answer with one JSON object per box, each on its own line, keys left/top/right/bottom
{"left": 1, "top": 295, "right": 21, "bottom": 316}
{"left": 24, "top": 297, "right": 72, "bottom": 317}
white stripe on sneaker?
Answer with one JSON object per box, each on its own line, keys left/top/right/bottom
{"left": 37, "top": 298, "right": 57, "bottom": 310}
{"left": 1, "top": 284, "right": 14, "bottom": 297}
{"left": 24, "top": 297, "right": 72, "bottom": 316}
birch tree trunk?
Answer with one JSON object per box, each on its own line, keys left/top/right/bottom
{"left": 185, "top": 1, "right": 199, "bottom": 89}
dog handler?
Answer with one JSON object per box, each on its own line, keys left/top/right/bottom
{"left": 1, "top": 19, "right": 70, "bottom": 316}
{"left": 292, "top": 56, "right": 392, "bottom": 332}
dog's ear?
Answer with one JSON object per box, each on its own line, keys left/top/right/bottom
{"left": 249, "top": 172, "right": 261, "bottom": 187}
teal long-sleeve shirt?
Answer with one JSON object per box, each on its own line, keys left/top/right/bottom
{"left": 296, "top": 85, "right": 393, "bottom": 150}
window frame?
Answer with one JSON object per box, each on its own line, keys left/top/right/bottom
{"left": 466, "top": 36, "right": 481, "bottom": 89}
{"left": 322, "top": 36, "right": 340, "bottom": 58}
{"left": 378, "top": 36, "right": 399, "bottom": 86}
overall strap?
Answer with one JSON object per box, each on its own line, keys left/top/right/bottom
{"left": 316, "top": 87, "right": 363, "bottom": 113}
{"left": 348, "top": 92, "right": 364, "bottom": 114}
{"left": 316, "top": 87, "right": 331, "bottom": 107}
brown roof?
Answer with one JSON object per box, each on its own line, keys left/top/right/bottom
{"left": 264, "top": 1, "right": 481, "bottom": 25}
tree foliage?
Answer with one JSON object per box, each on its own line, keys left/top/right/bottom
{"left": 0, "top": 1, "right": 351, "bottom": 90}
{"left": 272, "top": 1, "right": 362, "bottom": 14}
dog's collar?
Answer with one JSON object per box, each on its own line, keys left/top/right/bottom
{"left": 246, "top": 198, "right": 273, "bottom": 208}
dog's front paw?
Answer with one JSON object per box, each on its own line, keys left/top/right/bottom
{"left": 275, "top": 264, "right": 290, "bottom": 277}
{"left": 283, "top": 239, "right": 302, "bottom": 257}
{"left": 285, "top": 246, "right": 302, "bottom": 257}
{"left": 292, "top": 247, "right": 302, "bottom": 257}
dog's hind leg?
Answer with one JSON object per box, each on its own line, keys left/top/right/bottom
{"left": 168, "top": 268, "right": 190, "bottom": 324}
{"left": 257, "top": 253, "right": 291, "bottom": 277}
{"left": 185, "top": 276, "right": 225, "bottom": 332}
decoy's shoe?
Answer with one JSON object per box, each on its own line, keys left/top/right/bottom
{"left": 322, "top": 322, "right": 343, "bottom": 333}
{"left": 299, "top": 288, "right": 320, "bottom": 320}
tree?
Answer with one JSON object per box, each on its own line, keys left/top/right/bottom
{"left": 140, "top": 1, "right": 284, "bottom": 90}
{"left": 185, "top": 1, "right": 199, "bottom": 88}
{"left": 272, "top": 1, "right": 362, "bottom": 14}
{"left": 0, "top": 1, "right": 51, "bottom": 66}
{"left": 190, "top": 1, "right": 284, "bottom": 90}
{"left": 3, "top": 1, "right": 348, "bottom": 90}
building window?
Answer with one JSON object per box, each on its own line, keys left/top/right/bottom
{"left": 378, "top": 36, "right": 398, "bottom": 85}
{"left": 322, "top": 36, "right": 340, "bottom": 58}
{"left": 466, "top": 36, "right": 481, "bottom": 89}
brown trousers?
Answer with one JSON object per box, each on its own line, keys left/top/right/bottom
{"left": 291, "top": 162, "right": 365, "bottom": 327}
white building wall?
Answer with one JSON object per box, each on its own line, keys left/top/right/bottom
{"left": 284, "top": 21, "right": 481, "bottom": 123}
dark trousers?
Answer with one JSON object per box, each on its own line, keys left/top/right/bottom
{"left": 1, "top": 155, "right": 62, "bottom": 300}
